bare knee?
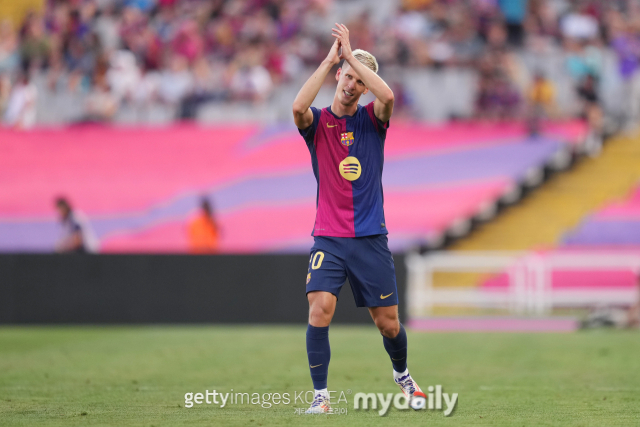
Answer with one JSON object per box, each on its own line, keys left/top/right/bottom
{"left": 309, "top": 304, "right": 333, "bottom": 327}
{"left": 308, "top": 292, "right": 336, "bottom": 327}
{"left": 376, "top": 318, "right": 400, "bottom": 338}
{"left": 373, "top": 311, "right": 399, "bottom": 337}
{"left": 370, "top": 306, "right": 400, "bottom": 338}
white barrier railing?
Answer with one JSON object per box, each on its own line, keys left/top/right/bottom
{"left": 405, "top": 251, "right": 640, "bottom": 317}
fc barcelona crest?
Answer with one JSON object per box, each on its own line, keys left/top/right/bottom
{"left": 340, "top": 132, "right": 354, "bottom": 146}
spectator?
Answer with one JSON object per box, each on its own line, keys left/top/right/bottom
{"left": 158, "top": 53, "right": 193, "bottom": 108}
{"left": 229, "top": 43, "right": 273, "bottom": 102}
{"left": 475, "top": 48, "right": 522, "bottom": 121}
{"left": 576, "top": 73, "right": 604, "bottom": 156}
{"left": 19, "top": 13, "right": 50, "bottom": 71}
{"left": 172, "top": 20, "right": 204, "bottom": 64}
{"left": 608, "top": 12, "right": 640, "bottom": 130}
{"left": 54, "top": 197, "right": 98, "bottom": 253}
{"left": 527, "top": 71, "right": 556, "bottom": 135}
{"left": 229, "top": 63, "right": 273, "bottom": 102}
{"left": 524, "top": 0, "right": 560, "bottom": 52}
{"left": 498, "top": 0, "right": 529, "bottom": 47}
{"left": 106, "top": 49, "right": 141, "bottom": 102}
{"left": 188, "top": 197, "right": 221, "bottom": 253}
{"left": 0, "top": 20, "right": 19, "bottom": 73}
{"left": 179, "top": 57, "right": 228, "bottom": 119}
{"left": 6, "top": 0, "right": 640, "bottom": 124}
{"left": 560, "top": 3, "right": 600, "bottom": 41}
{"left": 576, "top": 73, "right": 599, "bottom": 115}
{"left": 3, "top": 72, "right": 37, "bottom": 129}
{"left": 0, "top": 72, "right": 12, "bottom": 119}
{"left": 131, "top": 65, "right": 161, "bottom": 118}
{"left": 82, "top": 75, "right": 118, "bottom": 122}
{"left": 94, "top": 2, "right": 121, "bottom": 53}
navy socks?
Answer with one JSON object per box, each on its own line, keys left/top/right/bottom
{"left": 383, "top": 323, "right": 408, "bottom": 373}
{"left": 306, "top": 325, "right": 330, "bottom": 390}
{"left": 307, "top": 323, "right": 406, "bottom": 389}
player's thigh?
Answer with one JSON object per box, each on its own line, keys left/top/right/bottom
{"left": 346, "top": 235, "right": 398, "bottom": 308}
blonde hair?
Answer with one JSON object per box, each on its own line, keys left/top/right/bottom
{"left": 351, "top": 49, "right": 379, "bottom": 74}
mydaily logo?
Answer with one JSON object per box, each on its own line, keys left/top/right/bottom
{"left": 354, "top": 385, "right": 458, "bottom": 416}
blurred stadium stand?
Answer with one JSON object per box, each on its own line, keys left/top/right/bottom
{"left": 450, "top": 131, "right": 640, "bottom": 251}
{"left": 406, "top": 131, "right": 640, "bottom": 329}
{"left": 564, "top": 184, "right": 640, "bottom": 246}
{"left": 0, "top": 0, "right": 636, "bottom": 126}
{"left": 27, "top": 46, "right": 628, "bottom": 125}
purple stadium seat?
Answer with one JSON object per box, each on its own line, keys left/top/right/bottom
{"left": 0, "top": 120, "right": 587, "bottom": 253}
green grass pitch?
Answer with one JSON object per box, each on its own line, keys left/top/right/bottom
{"left": 1, "top": 326, "right": 639, "bottom": 426}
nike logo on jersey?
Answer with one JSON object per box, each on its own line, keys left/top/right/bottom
{"left": 380, "top": 292, "right": 394, "bottom": 299}
{"left": 327, "top": 123, "right": 337, "bottom": 128}
{"left": 310, "top": 364, "right": 323, "bottom": 368}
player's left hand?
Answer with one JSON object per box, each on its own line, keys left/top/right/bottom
{"left": 332, "top": 24, "right": 352, "bottom": 61}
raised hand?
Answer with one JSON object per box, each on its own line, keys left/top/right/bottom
{"left": 325, "top": 39, "right": 341, "bottom": 66}
{"left": 331, "top": 23, "right": 352, "bottom": 61}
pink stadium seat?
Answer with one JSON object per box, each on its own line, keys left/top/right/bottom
{"left": 0, "top": 120, "right": 588, "bottom": 253}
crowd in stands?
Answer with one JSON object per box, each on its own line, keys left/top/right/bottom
{"left": 1, "top": 0, "right": 640, "bottom": 127}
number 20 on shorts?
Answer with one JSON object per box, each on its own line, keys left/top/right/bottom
{"left": 311, "top": 251, "right": 324, "bottom": 270}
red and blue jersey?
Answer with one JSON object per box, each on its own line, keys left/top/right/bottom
{"left": 299, "top": 101, "right": 389, "bottom": 237}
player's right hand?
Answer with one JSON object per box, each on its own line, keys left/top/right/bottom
{"left": 325, "top": 39, "right": 341, "bottom": 66}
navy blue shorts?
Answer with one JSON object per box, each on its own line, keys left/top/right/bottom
{"left": 305, "top": 235, "right": 399, "bottom": 308}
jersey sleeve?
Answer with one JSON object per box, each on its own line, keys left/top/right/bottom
{"left": 365, "top": 101, "right": 389, "bottom": 139}
{"left": 297, "top": 107, "right": 321, "bottom": 146}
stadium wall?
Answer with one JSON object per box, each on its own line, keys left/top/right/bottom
{"left": 0, "top": 254, "right": 406, "bottom": 324}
